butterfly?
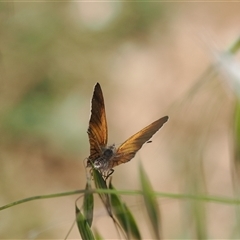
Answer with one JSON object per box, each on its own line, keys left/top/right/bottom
{"left": 87, "top": 83, "right": 168, "bottom": 179}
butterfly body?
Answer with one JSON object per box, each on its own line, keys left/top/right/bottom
{"left": 87, "top": 145, "right": 116, "bottom": 171}
{"left": 87, "top": 83, "right": 168, "bottom": 178}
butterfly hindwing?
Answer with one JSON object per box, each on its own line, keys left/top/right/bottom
{"left": 108, "top": 116, "right": 168, "bottom": 168}
{"left": 87, "top": 83, "right": 108, "bottom": 160}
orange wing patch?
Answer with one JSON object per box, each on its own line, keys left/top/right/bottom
{"left": 87, "top": 83, "right": 108, "bottom": 162}
{"left": 108, "top": 116, "right": 168, "bottom": 169}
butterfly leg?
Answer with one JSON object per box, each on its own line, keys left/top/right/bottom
{"left": 104, "top": 169, "right": 114, "bottom": 180}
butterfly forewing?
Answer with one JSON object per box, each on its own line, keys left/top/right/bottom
{"left": 108, "top": 116, "right": 168, "bottom": 169}
{"left": 88, "top": 83, "right": 108, "bottom": 160}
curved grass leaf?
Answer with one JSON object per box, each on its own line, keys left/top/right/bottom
{"left": 75, "top": 204, "right": 95, "bottom": 240}
{"left": 233, "top": 101, "right": 240, "bottom": 185}
{"left": 109, "top": 181, "right": 141, "bottom": 240}
{"left": 92, "top": 169, "right": 112, "bottom": 217}
{"left": 83, "top": 181, "right": 94, "bottom": 227}
{"left": 139, "top": 164, "right": 161, "bottom": 239}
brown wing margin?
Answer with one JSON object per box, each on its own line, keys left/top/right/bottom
{"left": 87, "top": 83, "right": 108, "bottom": 160}
{"left": 109, "top": 116, "right": 168, "bottom": 168}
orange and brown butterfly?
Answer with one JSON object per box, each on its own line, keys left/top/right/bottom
{"left": 87, "top": 83, "right": 168, "bottom": 178}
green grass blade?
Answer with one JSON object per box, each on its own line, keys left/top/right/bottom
{"left": 92, "top": 169, "right": 112, "bottom": 217}
{"left": 233, "top": 101, "right": 240, "bottom": 184}
{"left": 139, "top": 164, "right": 161, "bottom": 239}
{"left": 83, "top": 181, "right": 94, "bottom": 227}
{"left": 109, "top": 182, "right": 141, "bottom": 239}
{"left": 75, "top": 204, "right": 95, "bottom": 240}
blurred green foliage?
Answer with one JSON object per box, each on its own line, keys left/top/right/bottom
{"left": 0, "top": 4, "right": 168, "bottom": 237}
{"left": 2, "top": 2, "right": 240, "bottom": 239}
{"left": 0, "top": 2, "right": 167, "bottom": 154}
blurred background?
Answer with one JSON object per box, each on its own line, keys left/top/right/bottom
{"left": 0, "top": 2, "right": 240, "bottom": 239}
